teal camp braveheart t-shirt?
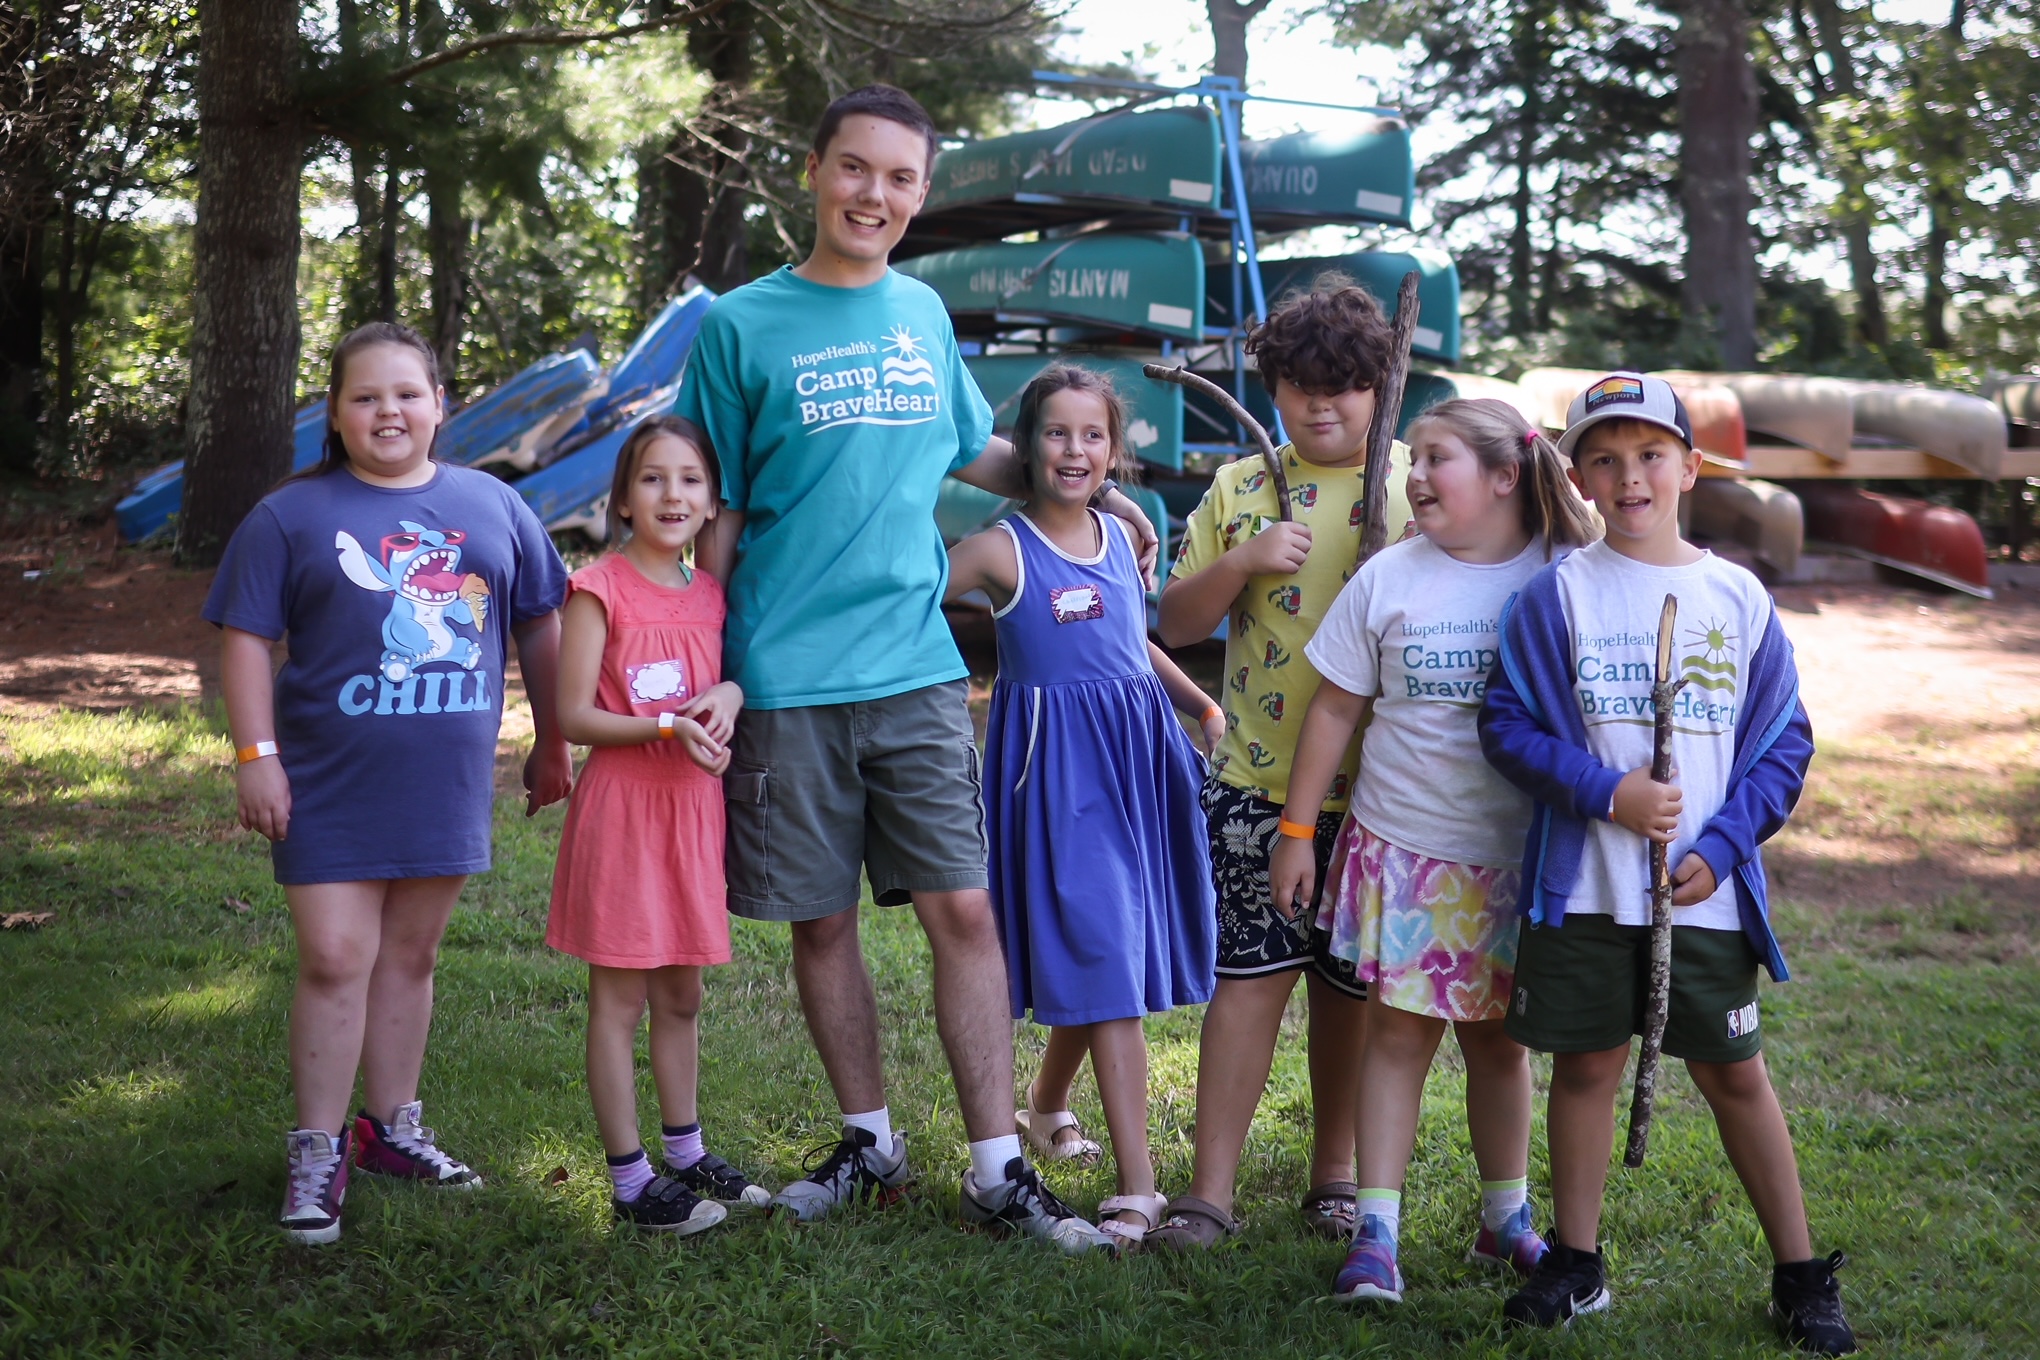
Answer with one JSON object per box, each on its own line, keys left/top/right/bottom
{"left": 675, "top": 266, "right": 996, "bottom": 709}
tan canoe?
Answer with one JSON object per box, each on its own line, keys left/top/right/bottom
{"left": 1661, "top": 372, "right": 1855, "bottom": 464}
{"left": 1687, "top": 477, "right": 1803, "bottom": 576}
{"left": 1834, "top": 381, "right": 2005, "bottom": 480}
{"left": 1518, "top": 367, "right": 1746, "bottom": 464}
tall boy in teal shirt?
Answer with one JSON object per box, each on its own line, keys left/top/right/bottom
{"left": 681, "top": 84, "right": 1157, "bottom": 1252}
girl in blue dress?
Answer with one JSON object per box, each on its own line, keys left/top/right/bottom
{"left": 945, "top": 364, "right": 1223, "bottom": 1248}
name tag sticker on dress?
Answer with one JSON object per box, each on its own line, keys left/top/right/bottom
{"left": 1049, "top": 585, "right": 1104, "bottom": 624}
{"left": 627, "top": 659, "right": 689, "bottom": 705}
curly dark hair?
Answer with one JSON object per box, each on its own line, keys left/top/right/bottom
{"left": 1246, "top": 270, "right": 1395, "bottom": 397}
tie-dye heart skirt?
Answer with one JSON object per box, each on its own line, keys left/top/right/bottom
{"left": 1316, "top": 819, "right": 1522, "bottom": 1021}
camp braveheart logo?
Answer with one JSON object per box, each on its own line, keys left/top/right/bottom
{"left": 793, "top": 324, "right": 943, "bottom": 434}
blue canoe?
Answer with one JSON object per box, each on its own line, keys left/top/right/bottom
{"left": 116, "top": 402, "right": 327, "bottom": 543}
{"left": 566, "top": 286, "right": 716, "bottom": 439}
{"left": 446, "top": 350, "right": 605, "bottom": 473}
{"left": 1207, "top": 248, "right": 1461, "bottom": 365}
{"left": 517, "top": 386, "right": 681, "bottom": 540}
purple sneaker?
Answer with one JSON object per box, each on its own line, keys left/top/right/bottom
{"left": 280, "top": 1126, "right": 351, "bottom": 1245}
{"left": 353, "top": 1101, "right": 482, "bottom": 1187}
{"left": 1470, "top": 1202, "right": 1549, "bottom": 1275}
{"left": 1332, "top": 1213, "right": 1404, "bottom": 1303}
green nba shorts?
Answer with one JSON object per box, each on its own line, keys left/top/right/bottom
{"left": 1505, "top": 912, "right": 1764, "bottom": 1064}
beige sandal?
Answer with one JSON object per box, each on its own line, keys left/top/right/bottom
{"left": 1015, "top": 1103, "right": 1103, "bottom": 1167}
{"left": 1096, "top": 1192, "right": 1170, "bottom": 1250}
{"left": 1143, "top": 1194, "right": 1238, "bottom": 1252}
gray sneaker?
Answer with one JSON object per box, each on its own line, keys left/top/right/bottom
{"left": 959, "top": 1157, "right": 1117, "bottom": 1255}
{"left": 768, "top": 1126, "right": 912, "bottom": 1222}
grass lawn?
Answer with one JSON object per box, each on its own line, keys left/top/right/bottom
{"left": 2, "top": 701, "right": 2036, "bottom": 1357}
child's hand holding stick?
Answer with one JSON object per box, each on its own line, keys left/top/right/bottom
{"left": 1625, "top": 592, "right": 1686, "bottom": 1168}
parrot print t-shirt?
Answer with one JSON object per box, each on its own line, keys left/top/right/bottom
{"left": 1169, "top": 441, "right": 1412, "bottom": 810}
{"left": 203, "top": 463, "right": 567, "bottom": 884}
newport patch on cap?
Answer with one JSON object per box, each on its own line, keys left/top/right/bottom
{"left": 1582, "top": 375, "right": 1645, "bottom": 413}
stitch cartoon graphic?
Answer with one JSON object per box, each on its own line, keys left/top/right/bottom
{"left": 1229, "top": 665, "right": 1250, "bottom": 694}
{"left": 1225, "top": 511, "right": 1255, "bottom": 543}
{"left": 1258, "top": 691, "right": 1286, "bottom": 722}
{"left": 1350, "top": 499, "right": 1365, "bottom": 528}
{"left": 1329, "top": 771, "right": 1350, "bottom": 803}
{"left": 1212, "top": 752, "right": 1231, "bottom": 776}
{"left": 1244, "top": 741, "right": 1276, "bottom": 769}
{"left": 1290, "top": 483, "right": 1319, "bottom": 510}
{"left": 1235, "top": 609, "right": 1257, "bottom": 637}
{"left": 1266, "top": 584, "right": 1301, "bottom": 617}
{"left": 1262, "top": 639, "right": 1291, "bottom": 669}
{"left": 1239, "top": 469, "right": 1268, "bottom": 495}
{"left": 334, "top": 522, "right": 490, "bottom": 682}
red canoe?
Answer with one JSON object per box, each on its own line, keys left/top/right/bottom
{"left": 1795, "top": 483, "right": 1993, "bottom": 597}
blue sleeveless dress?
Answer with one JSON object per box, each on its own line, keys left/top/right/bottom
{"left": 984, "top": 511, "right": 1216, "bottom": 1025}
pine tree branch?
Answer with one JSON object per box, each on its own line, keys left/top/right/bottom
{"left": 308, "top": 0, "right": 735, "bottom": 105}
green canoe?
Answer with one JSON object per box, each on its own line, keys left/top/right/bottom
{"left": 935, "top": 480, "right": 1172, "bottom": 567}
{"left": 965, "top": 352, "right": 1186, "bottom": 470}
{"left": 1207, "top": 248, "right": 1460, "bottom": 364}
{"left": 1236, "top": 118, "right": 1415, "bottom": 231}
{"left": 1181, "top": 366, "right": 1459, "bottom": 449}
{"left": 912, "top": 106, "right": 1223, "bottom": 252}
{"left": 895, "top": 233, "right": 1207, "bottom": 341}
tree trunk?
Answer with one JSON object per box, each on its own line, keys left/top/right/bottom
{"left": 338, "top": 0, "right": 382, "bottom": 331}
{"left": 1205, "top": 0, "right": 1266, "bottom": 84}
{"left": 1507, "top": 3, "right": 1547, "bottom": 337}
{"left": 643, "top": 1, "right": 756, "bottom": 301}
{"left": 177, "top": 0, "right": 301, "bottom": 567}
{"left": 378, "top": 163, "right": 401, "bottom": 322}
{"left": 0, "top": 214, "right": 41, "bottom": 474}
{"left": 49, "top": 193, "right": 79, "bottom": 450}
{"left": 425, "top": 161, "right": 467, "bottom": 394}
{"left": 1675, "top": 0, "right": 1757, "bottom": 370}
{"left": 1806, "top": 0, "right": 1888, "bottom": 349}
{"left": 1919, "top": 0, "right": 1967, "bottom": 351}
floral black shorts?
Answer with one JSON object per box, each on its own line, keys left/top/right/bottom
{"left": 1200, "top": 777, "right": 1367, "bottom": 999}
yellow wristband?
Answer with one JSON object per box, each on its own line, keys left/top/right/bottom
{"left": 1277, "top": 817, "right": 1316, "bottom": 840}
{"left": 236, "top": 740, "right": 278, "bottom": 765}
{"left": 1199, "top": 705, "right": 1223, "bottom": 725}
{"left": 657, "top": 712, "right": 678, "bottom": 740}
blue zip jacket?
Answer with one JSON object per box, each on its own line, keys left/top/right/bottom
{"left": 1477, "top": 562, "right": 1813, "bottom": 981}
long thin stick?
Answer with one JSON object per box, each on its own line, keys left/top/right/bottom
{"left": 1358, "top": 270, "right": 1423, "bottom": 561}
{"left": 1625, "top": 592, "right": 1685, "bottom": 1168}
{"left": 1142, "top": 363, "right": 1290, "bottom": 520}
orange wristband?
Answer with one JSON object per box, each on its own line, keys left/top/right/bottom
{"left": 657, "top": 712, "right": 678, "bottom": 740}
{"left": 1199, "top": 705, "right": 1223, "bottom": 725}
{"left": 236, "top": 740, "right": 278, "bottom": 765}
{"left": 1277, "top": 817, "right": 1316, "bottom": 840}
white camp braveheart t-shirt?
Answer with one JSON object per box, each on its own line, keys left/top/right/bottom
{"left": 1306, "top": 534, "right": 1550, "bottom": 867}
{"left": 1555, "top": 541, "right": 1775, "bottom": 929}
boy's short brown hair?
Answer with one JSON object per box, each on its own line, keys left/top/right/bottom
{"left": 1246, "top": 270, "right": 1395, "bottom": 397}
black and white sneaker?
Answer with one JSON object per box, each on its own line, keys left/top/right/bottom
{"left": 666, "top": 1152, "right": 772, "bottom": 1208}
{"left": 1503, "top": 1239, "right": 1611, "bottom": 1327}
{"left": 1771, "top": 1251, "right": 1858, "bottom": 1355}
{"left": 768, "top": 1126, "right": 913, "bottom": 1222}
{"left": 614, "top": 1173, "right": 727, "bottom": 1235}
{"left": 958, "top": 1156, "right": 1116, "bottom": 1255}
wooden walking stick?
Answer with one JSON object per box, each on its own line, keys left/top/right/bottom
{"left": 1624, "top": 592, "right": 1686, "bottom": 1168}
{"left": 1358, "top": 270, "right": 1424, "bottom": 560}
{"left": 1141, "top": 364, "right": 1292, "bottom": 520}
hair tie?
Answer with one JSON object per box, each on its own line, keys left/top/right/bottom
{"left": 1522, "top": 427, "right": 1539, "bottom": 447}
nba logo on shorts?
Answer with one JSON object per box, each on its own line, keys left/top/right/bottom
{"left": 1726, "top": 1001, "right": 1760, "bottom": 1038}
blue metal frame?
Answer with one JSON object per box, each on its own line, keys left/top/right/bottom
{"left": 1028, "top": 71, "right": 1407, "bottom": 454}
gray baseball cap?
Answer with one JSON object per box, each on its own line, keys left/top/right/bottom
{"left": 1557, "top": 371, "right": 1694, "bottom": 456}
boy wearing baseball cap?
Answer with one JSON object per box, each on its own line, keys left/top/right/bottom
{"left": 1477, "top": 373, "right": 1855, "bottom": 1352}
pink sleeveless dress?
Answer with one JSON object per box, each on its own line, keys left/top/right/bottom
{"left": 546, "top": 553, "right": 730, "bottom": 968}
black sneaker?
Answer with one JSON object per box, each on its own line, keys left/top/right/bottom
{"left": 1771, "top": 1251, "right": 1858, "bottom": 1355}
{"left": 958, "top": 1156, "right": 1116, "bottom": 1254}
{"left": 614, "top": 1172, "right": 727, "bottom": 1235}
{"left": 768, "top": 1126, "right": 913, "bottom": 1222}
{"left": 1503, "top": 1238, "right": 1611, "bottom": 1327}
{"left": 666, "top": 1152, "right": 772, "bottom": 1208}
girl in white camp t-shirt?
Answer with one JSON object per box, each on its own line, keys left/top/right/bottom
{"left": 1269, "top": 398, "right": 1599, "bottom": 1305}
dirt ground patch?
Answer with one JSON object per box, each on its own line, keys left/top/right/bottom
{"left": 6, "top": 528, "right": 2036, "bottom": 950}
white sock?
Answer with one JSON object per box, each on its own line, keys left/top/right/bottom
{"left": 969, "top": 1134, "right": 1024, "bottom": 1189}
{"left": 841, "top": 1107, "right": 893, "bottom": 1156}
{"left": 1357, "top": 1188, "right": 1402, "bottom": 1241}
{"left": 1481, "top": 1176, "right": 1528, "bottom": 1231}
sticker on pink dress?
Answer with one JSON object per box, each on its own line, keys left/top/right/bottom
{"left": 1048, "top": 585, "right": 1104, "bottom": 624}
{"left": 627, "top": 658, "right": 690, "bottom": 705}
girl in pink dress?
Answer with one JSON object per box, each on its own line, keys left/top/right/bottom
{"left": 549, "top": 415, "right": 769, "bottom": 1234}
